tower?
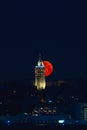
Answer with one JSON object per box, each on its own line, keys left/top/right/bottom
{"left": 35, "top": 55, "right": 46, "bottom": 90}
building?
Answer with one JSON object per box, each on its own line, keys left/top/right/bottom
{"left": 78, "top": 103, "right": 87, "bottom": 121}
{"left": 71, "top": 103, "right": 87, "bottom": 121}
{"left": 35, "top": 55, "right": 46, "bottom": 90}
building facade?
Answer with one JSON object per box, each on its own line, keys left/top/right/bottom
{"left": 35, "top": 56, "right": 46, "bottom": 90}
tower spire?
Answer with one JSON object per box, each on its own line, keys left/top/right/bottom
{"left": 39, "top": 53, "right": 41, "bottom": 61}
{"left": 37, "top": 53, "right": 44, "bottom": 66}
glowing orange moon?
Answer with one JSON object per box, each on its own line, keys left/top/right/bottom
{"left": 43, "top": 61, "right": 53, "bottom": 76}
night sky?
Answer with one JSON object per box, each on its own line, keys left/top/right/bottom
{"left": 16, "top": 1, "right": 64, "bottom": 16}
{"left": 0, "top": 1, "right": 86, "bottom": 81}
{"left": 0, "top": 40, "right": 86, "bottom": 81}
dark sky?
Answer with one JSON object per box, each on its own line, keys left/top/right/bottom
{"left": 16, "top": 1, "right": 64, "bottom": 16}
{"left": 0, "top": 1, "right": 86, "bottom": 81}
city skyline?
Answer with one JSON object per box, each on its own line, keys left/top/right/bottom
{"left": 0, "top": 1, "right": 87, "bottom": 129}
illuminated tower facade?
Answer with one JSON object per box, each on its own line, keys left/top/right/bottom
{"left": 35, "top": 55, "right": 46, "bottom": 90}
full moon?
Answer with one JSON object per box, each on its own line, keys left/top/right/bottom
{"left": 43, "top": 61, "right": 53, "bottom": 76}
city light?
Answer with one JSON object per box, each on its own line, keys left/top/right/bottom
{"left": 48, "top": 100, "right": 52, "bottom": 103}
{"left": 5, "top": 120, "right": 11, "bottom": 125}
{"left": 58, "top": 120, "right": 65, "bottom": 124}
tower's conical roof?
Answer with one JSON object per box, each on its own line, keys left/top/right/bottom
{"left": 37, "top": 53, "right": 44, "bottom": 66}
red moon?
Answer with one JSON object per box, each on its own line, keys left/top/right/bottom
{"left": 43, "top": 61, "right": 53, "bottom": 76}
